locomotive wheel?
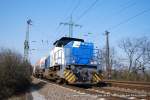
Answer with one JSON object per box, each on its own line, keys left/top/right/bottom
{"left": 56, "top": 79, "right": 62, "bottom": 84}
{"left": 56, "top": 78, "right": 65, "bottom": 84}
{"left": 62, "top": 79, "right": 68, "bottom": 85}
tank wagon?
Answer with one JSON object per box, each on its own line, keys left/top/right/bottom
{"left": 33, "top": 37, "right": 103, "bottom": 84}
{"left": 33, "top": 57, "right": 46, "bottom": 78}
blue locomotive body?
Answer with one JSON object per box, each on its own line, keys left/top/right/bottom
{"left": 35, "top": 37, "right": 103, "bottom": 84}
{"left": 64, "top": 41, "right": 94, "bottom": 65}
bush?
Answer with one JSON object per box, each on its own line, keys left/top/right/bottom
{"left": 0, "top": 48, "right": 32, "bottom": 99}
{"left": 111, "top": 69, "right": 150, "bottom": 82}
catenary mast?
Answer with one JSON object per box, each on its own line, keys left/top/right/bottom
{"left": 24, "top": 19, "right": 32, "bottom": 61}
{"left": 60, "top": 15, "right": 82, "bottom": 37}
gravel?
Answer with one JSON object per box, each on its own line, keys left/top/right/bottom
{"left": 31, "top": 78, "right": 98, "bottom": 100}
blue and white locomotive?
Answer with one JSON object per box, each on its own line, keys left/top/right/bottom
{"left": 34, "top": 37, "right": 103, "bottom": 84}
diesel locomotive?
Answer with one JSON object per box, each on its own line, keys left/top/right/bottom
{"left": 33, "top": 37, "right": 103, "bottom": 84}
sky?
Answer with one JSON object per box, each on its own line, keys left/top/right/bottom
{"left": 0, "top": 0, "right": 150, "bottom": 64}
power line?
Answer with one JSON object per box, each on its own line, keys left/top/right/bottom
{"left": 108, "top": 8, "right": 150, "bottom": 30}
{"left": 105, "top": 0, "right": 136, "bottom": 26}
{"left": 76, "top": 0, "right": 100, "bottom": 22}
{"left": 119, "top": 0, "right": 134, "bottom": 8}
{"left": 55, "top": 28, "right": 68, "bottom": 40}
{"left": 53, "top": 0, "right": 81, "bottom": 40}
{"left": 71, "top": 0, "right": 81, "bottom": 16}
{"left": 62, "top": 1, "right": 78, "bottom": 21}
{"left": 54, "top": 1, "right": 76, "bottom": 36}
{"left": 53, "top": 1, "right": 77, "bottom": 39}
{"left": 116, "top": 2, "right": 136, "bottom": 14}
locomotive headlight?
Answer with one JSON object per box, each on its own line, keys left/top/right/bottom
{"left": 93, "top": 61, "right": 97, "bottom": 64}
{"left": 72, "top": 60, "right": 75, "bottom": 63}
{"left": 90, "top": 60, "right": 97, "bottom": 64}
{"left": 90, "top": 60, "right": 94, "bottom": 64}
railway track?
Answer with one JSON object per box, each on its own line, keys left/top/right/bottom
{"left": 104, "top": 80, "right": 150, "bottom": 85}
{"left": 104, "top": 80, "right": 150, "bottom": 92}
{"left": 36, "top": 78, "right": 150, "bottom": 100}
{"left": 60, "top": 83, "right": 149, "bottom": 100}
{"left": 92, "top": 87, "right": 149, "bottom": 100}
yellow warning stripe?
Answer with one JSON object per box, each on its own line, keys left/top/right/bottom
{"left": 64, "top": 70, "right": 67, "bottom": 74}
{"left": 100, "top": 74, "right": 103, "bottom": 79}
{"left": 97, "top": 73, "right": 103, "bottom": 80}
{"left": 68, "top": 74, "right": 74, "bottom": 79}
{"left": 64, "top": 70, "right": 76, "bottom": 83}
{"left": 64, "top": 70, "right": 69, "bottom": 75}
{"left": 92, "top": 73, "right": 97, "bottom": 81}
{"left": 64, "top": 70, "right": 70, "bottom": 77}
{"left": 92, "top": 72, "right": 103, "bottom": 82}
{"left": 68, "top": 75, "right": 75, "bottom": 82}
{"left": 66, "top": 73, "right": 72, "bottom": 80}
{"left": 98, "top": 74, "right": 103, "bottom": 80}
{"left": 64, "top": 71, "right": 71, "bottom": 77}
{"left": 93, "top": 75, "right": 97, "bottom": 82}
{"left": 94, "top": 76, "right": 99, "bottom": 82}
{"left": 95, "top": 74, "right": 101, "bottom": 81}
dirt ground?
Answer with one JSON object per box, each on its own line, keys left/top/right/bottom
{"left": 9, "top": 78, "right": 99, "bottom": 100}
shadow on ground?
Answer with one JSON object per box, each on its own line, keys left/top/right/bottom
{"left": 8, "top": 81, "right": 46, "bottom": 100}
{"left": 30, "top": 81, "right": 47, "bottom": 92}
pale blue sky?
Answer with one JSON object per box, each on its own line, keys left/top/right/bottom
{"left": 0, "top": 0, "right": 150, "bottom": 64}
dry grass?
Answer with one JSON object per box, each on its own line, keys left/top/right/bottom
{"left": 111, "top": 69, "right": 150, "bottom": 82}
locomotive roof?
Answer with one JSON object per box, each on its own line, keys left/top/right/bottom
{"left": 53, "top": 37, "right": 84, "bottom": 47}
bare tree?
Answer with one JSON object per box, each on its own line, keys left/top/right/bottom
{"left": 119, "top": 37, "right": 150, "bottom": 73}
{"left": 97, "top": 47, "right": 118, "bottom": 77}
